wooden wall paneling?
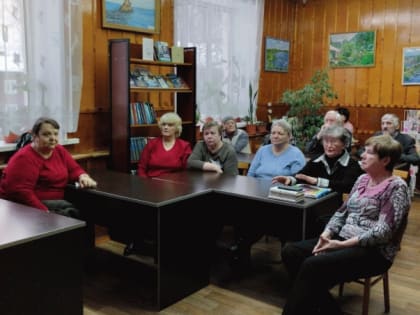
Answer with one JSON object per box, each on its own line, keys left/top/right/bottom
{"left": 355, "top": 1, "right": 373, "bottom": 107}
{"left": 301, "top": 6, "right": 315, "bottom": 81}
{"left": 343, "top": 1, "right": 360, "bottom": 106}
{"left": 381, "top": 0, "right": 399, "bottom": 105}
{"left": 366, "top": 1, "right": 384, "bottom": 106}
{"left": 259, "top": 0, "right": 295, "bottom": 106}
{"left": 81, "top": 0, "right": 96, "bottom": 111}
{"left": 393, "top": 0, "right": 411, "bottom": 105}
{"left": 406, "top": 0, "right": 420, "bottom": 107}
{"left": 74, "top": 0, "right": 420, "bottom": 159}
{"left": 271, "top": 0, "right": 288, "bottom": 105}
{"left": 157, "top": 0, "right": 173, "bottom": 110}
{"left": 312, "top": 2, "right": 326, "bottom": 70}
{"left": 344, "top": 68, "right": 356, "bottom": 106}
{"left": 292, "top": 5, "right": 305, "bottom": 87}
{"left": 333, "top": 69, "right": 346, "bottom": 106}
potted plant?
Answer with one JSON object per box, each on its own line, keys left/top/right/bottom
{"left": 246, "top": 81, "right": 258, "bottom": 135}
{"left": 256, "top": 121, "right": 267, "bottom": 134}
{"left": 281, "top": 68, "right": 337, "bottom": 149}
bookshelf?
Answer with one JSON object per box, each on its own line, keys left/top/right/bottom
{"left": 109, "top": 39, "right": 196, "bottom": 173}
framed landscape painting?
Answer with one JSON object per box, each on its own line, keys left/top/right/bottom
{"left": 402, "top": 47, "right": 420, "bottom": 85}
{"left": 264, "top": 37, "right": 290, "bottom": 72}
{"left": 102, "top": 0, "right": 160, "bottom": 34}
{"left": 329, "top": 31, "right": 376, "bottom": 68}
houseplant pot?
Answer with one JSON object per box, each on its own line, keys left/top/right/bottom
{"left": 246, "top": 123, "right": 257, "bottom": 135}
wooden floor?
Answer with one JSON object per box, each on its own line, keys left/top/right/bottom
{"left": 84, "top": 196, "right": 420, "bottom": 315}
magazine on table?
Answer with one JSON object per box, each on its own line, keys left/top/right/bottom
{"left": 296, "top": 184, "right": 332, "bottom": 199}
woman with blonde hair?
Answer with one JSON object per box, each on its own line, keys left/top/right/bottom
{"left": 138, "top": 112, "right": 192, "bottom": 177}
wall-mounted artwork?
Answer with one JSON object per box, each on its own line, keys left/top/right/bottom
{"left": 329, "top": 31, "right": 376, "bottom": 68}
{"left": 402, "top": 47, "right": 420, "bottom": 85}
{"left": 264, "top": 37, "right": 290, "bottom": 72}
{"left": 102, "top": 0, "right": 160, "bottom": 34}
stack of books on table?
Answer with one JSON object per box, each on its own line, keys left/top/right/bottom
{"left": 268, "top": 184, "right": 304, "bottom": 202}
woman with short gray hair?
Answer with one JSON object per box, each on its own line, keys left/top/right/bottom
{"left": 247, "top": 119, "right": 306, "bottom": 179}
{"left": 273, "top": 125, "right": 363, "bottom": 195}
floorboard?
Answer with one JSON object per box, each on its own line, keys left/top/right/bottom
{"left": 84, "top": 196, "right": 420, "bottom": 315}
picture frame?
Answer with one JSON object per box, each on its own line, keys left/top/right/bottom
{"left": 102, "top": 0, "right": 160, "bottom": 34}
{"left": 402, "top": 47, "right": 420, "bottom": 85}
{"left": 329, "top": 31, "right": 376, "bottom": 68}
{"left": 264, "top": 37, "right": 290, "bottom": 72}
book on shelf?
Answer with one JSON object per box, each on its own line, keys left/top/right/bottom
{"left": 171, "top": 46, "right": 184, "bottom": 63}
{"left": 142, "top": 37, "right": 154, "bottom": 61}
{"left": 165, "top": 73, "right": 189, "bottom": 89}
{"left": 130, "top": 102, "right": 157, "bottom": 124}
{"left": 296, "top": 184, "right": 332, "bottom": 199}
{"left": 130, "top": 67, "right": 150, "bottom": 87}
{"left": 155, "top": 75, "right": 169, "bottom": 88}
{"left": 268, "top": 185, "right": 305, "bottom": 203}
{"left": 154, "top": 41, "right": 171, "bottom": 62}
{"left": 143, "top": 74, "right": 160, "bottom": 88}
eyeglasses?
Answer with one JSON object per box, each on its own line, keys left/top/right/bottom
{"left": 322, "top": 138, "right": 341, "bottom": 146}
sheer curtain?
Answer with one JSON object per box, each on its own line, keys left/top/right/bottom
{"left": 0, "top": 0, "right": 82, "bottom": 141}
{"left": 174, "top": 0, "right": 264, "bottom": 122}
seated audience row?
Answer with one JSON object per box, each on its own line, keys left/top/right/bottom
{"left": 229, "top": 125, "right": 363, "bottom": 275}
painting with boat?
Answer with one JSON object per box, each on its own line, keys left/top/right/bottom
{"left": 102, "top": 0, "right": 160, "bottom": 34}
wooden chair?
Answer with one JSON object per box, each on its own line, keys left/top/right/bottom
{"left": 237, "top": 161, "right": 250, "bottom": 175}
{"left": 393, "top": 168, "right": 409, "bottom": 181}
{"left": 338, "top": 271, "right": 390, "bottom": 315}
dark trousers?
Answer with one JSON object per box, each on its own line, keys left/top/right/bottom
{"left": 42, "top": 199, "right": 81, "bottom": 219}
{"left": 42, "top": 199, "right": 95, "bottom": 266}
{"left": 281, "top": 238, "right": 392, "bottom": 315}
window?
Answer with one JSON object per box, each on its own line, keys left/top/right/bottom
{"left": 174, "top": 0, "right": 264, "bottom": 122}
{"left": 0, "top": 0, "right": 82, "bottom": 141}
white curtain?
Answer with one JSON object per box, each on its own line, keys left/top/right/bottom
{"left": 174, "top": 0, "right": 264, "bottom": 123}
{"left": 0, "top": 0, "right": 82, "bottom": 141}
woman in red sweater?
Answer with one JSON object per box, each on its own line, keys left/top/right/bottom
{"left": 137, "top": 112, "right": 192, "bottom": 177}
{"left": 0, "top": 117, "right": 97, "bottom": 217}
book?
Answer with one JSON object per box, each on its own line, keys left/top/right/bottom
{"left": 296, "top": 184, "right": 332, "bottom": 199}
{"left": 154, "top": 41, "right": 171, "bottom": 62}
{"left": 275, "top": 183, "right": 303, "bottom": 192}
{"left": 142, "top": 37, "right": 154, "bottom": 61}
{"left": 143, "top": 74, "right": 160, "bottom": 88}
{"left": 171, "top": 46, "right": 184, "bottom": 63}
{"left": 268, "top": 186, "right": 305, "bottom": 202}
{"left": 155, "top": 75, "right": 169, "bottom": 88}
{"left": 165, "top": 73, "right": 189, "bottom": 88}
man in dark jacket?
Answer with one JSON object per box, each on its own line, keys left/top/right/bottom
{"left": 358, "top": 113, "right": 420, "bottom": 170}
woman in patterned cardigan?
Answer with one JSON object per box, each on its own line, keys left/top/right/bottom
{"left": 281, "top": 134, "right": 411, "bottom": 315}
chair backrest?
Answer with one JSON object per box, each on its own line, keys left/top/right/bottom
{"left": 237, "top": 161, "right": 250, "bottom": 175}
{"left": 392, "top": 169, "right": 409, "bottom": 181}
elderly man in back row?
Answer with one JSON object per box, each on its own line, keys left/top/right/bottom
{"left": 222, "top": 116, "right": 251, "bottom": 154}
{"left": 368, "top": 113, "right": 420, "bottom": 170}
{"left": 305, "top": 110, "right": 352, "bottom": 158}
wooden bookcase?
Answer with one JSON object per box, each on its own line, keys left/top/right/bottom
{"left": 108, "top": 39, "right": 196, "bottom": 173}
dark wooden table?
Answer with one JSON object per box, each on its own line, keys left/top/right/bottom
{"left": 157, "top": 171, "right": 343, "bottom": 240}
{"left": 0, "top": 199, "right": 85, "bottom": 315}
{"left": 65, "top": 169, "right": 342, "bottom": 310}
{"left": 65, "top": 170, "right": 214, "bottom": 311}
